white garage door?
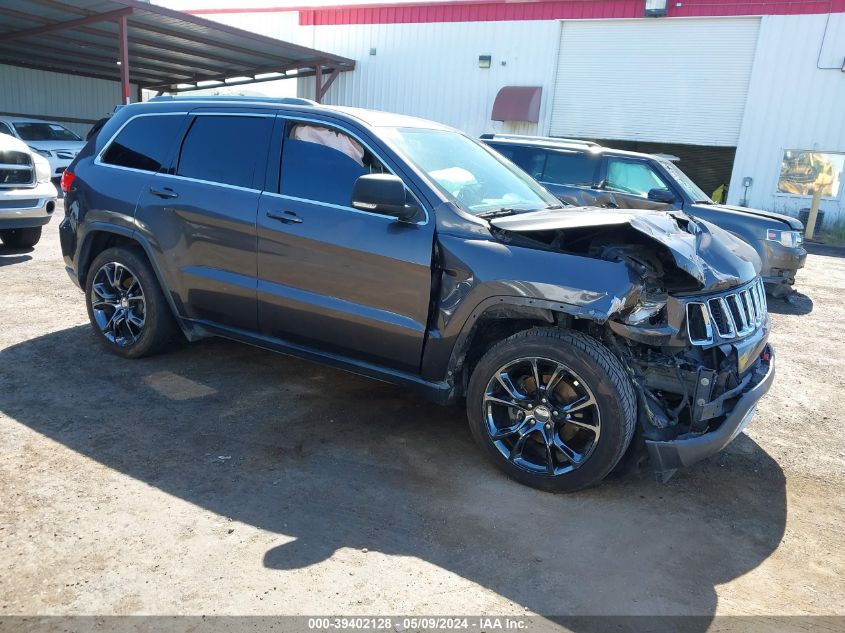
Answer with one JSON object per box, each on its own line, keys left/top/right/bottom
{"left": 550, "top": 18, "right": 760, "bottom": 146}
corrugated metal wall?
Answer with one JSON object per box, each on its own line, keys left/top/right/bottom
{"left": 551, "top": 18, "right": 760, "bottom": 146}
{"left": 0, "top": 64, "right": 133, "bottom": 137}
{"left": 296, "top": 20, "right": 562, "bottom": 137}
{"left": 728, "top": 14, "right": 845, "bottom": 223}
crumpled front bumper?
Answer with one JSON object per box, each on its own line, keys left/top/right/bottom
{"left": 645, "top": 346, "right": 775, "bottom": 481}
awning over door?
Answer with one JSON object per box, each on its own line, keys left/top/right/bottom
{"left": 491, "top": 86, "right": 542, "bottom": 123}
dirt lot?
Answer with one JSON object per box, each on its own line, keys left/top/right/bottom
{"left": 1, "top": 207, "right": 844, "bottom": 623}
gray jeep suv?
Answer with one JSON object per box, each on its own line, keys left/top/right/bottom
{"left": 59, "top": 97, "right": 774, "bottom": 492}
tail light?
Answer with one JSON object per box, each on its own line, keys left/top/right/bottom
{"left": 60, "top": 170, "right": 75, "bottom": 193}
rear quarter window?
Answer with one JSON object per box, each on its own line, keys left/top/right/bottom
{"left": 101, "top": 115, "right": 184, "bottom": 172}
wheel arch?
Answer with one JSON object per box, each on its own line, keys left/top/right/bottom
{"left": 79, "top": 225, "right": 197, "bottom": 341}
{"left": 442, "top": 296, "right": 608, "bottom": 397}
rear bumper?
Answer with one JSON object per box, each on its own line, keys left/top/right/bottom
{"left": 0, "top": 182, "right": 58, "bottom": 229}
{"left": 646, "top": 346, "right": 775, "bottom": 480}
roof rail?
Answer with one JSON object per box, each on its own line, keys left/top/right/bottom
{"left": 148, "top": 96, "right": 317, "bottom": 106}
{"left": 479, "top": 133, "right": 600, "bottom": 147}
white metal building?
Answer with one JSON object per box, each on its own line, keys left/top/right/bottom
{"left": 187, "top": 0, "right": 845, "bottom": 224}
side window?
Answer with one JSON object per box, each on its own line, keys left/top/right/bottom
{"left": 177, "top": 115, "right": 272, "bottom": 189}
{"left": 0, "top": 121, "right": 13, "bottom": 136}
{"left": 605, "top": 159, "right": 671, "bottom": 198}
{"left": 280, "top": 122, "right": 387, "bottom": 207}
{"left": 101, "top": 115, "right": 184, "bottom": 172}
{"left": 522, "top": 149, "right": 546, "bottom": 180}
{"left": 542, "top": 150, "right": 599, "bottom": 187}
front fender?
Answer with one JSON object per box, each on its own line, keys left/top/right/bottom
{"left": 420, "top": 234, "right": 639, "bottom": 381}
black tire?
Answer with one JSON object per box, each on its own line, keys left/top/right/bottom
{"left": 0, "top": 227, "right": 42, "bottom": 248}
{"left": 466, "top": 327, "right": 636, "bottom": 492}
{"left": 85, "top": 246, "right": 179, "bottom": 359}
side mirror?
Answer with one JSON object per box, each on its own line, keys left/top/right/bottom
{"left": 647, "top": 188, "right": 676, "bottom": 204}
{"left": 351, "top": 174, "right": 421, "bottom": 222}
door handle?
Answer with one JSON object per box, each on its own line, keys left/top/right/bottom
{"left": 149, "top": 186, "right": 178, "bottom": 199}
{"left": 266, "top": 210, "right": 303, "bottom": 224}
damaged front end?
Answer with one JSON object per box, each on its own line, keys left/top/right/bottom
{"left": 490, "top": 207, "right": 775, "bottom": 480}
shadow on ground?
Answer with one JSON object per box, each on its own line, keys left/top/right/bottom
{"left": 0, "top": 326, "right": 787, "bottom": 624}
{"left": 0, "top": 244, "right": 33, "bottom": 267}
{"left": 767, "top": 291, "right": 813, "bottom": 316}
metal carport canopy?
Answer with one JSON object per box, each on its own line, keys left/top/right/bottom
{"left": 0, "top": 0, "right": 355, "bottom": 102}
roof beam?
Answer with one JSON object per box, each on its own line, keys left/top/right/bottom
{"left": 0, "top": 8, "right": 223, "bottom": 74}
{"left": 0, "top": 6, "right": 246, "bottom": 71}
{"left": 0, "top": 41, "right": 194, "bottom": 81}
{"left": 0, "top": 7, "right": 133, "bottom": 43}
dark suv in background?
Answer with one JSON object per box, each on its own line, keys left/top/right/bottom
{"left": 60, "top": 97, "right": 774, "bottom": 492}
{"left": 482, "top": 134, "right": 807, "bottom": 297}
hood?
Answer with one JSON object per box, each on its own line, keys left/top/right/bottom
{"left": 695, "top": 203, "right": 803, "bottom": 231}
{"left": 490, "top": 207, "right": 760, "bottom": 294}
{"left": 0, "top": 132, "right": 31, "bottom": 154}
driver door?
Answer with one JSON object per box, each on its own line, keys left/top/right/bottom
{"left": 256, "top": 117, "right": 436, "bottom": 372}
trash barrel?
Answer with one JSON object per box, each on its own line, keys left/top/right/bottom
{"left": 799, "top": 208, "right": 825, "bottom": 235}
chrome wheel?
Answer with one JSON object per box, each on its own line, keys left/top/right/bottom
{"left": 90, "top": 262, "right": 146, "bottom": 347}
{"left": 483, "top": 357, "right": 601, "bottom": 475}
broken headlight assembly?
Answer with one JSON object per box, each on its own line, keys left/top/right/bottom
{"left": 766, "top": 228, "right": 803, "bottom": 248}
{"left": 624, "top": 290, "right": 668, "bottom": 326}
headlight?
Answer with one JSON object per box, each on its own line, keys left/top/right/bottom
{"left": 624, "top": 291, "right": 668, "bottom": 326}
{"left": 29, "top": 146, "right": 52, "bottom": 158}
{"left": 766, "top": 228, "right": 803, "bottom": 248}
{"left": 32, "top": 154, "right": 51, "bottom": 183}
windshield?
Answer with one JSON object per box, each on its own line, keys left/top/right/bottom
{"left": 381, "top": 127, "right": 560, "bottom": 215}
{"left": 13, "top": 122, "right": 81, "bottom": 142}
{"left": 659, "top": 158, "right": 712, "bottom": 203}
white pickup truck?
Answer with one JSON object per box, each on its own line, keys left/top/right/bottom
{"left": 0, "top": 132, "right": 58, "bottom": 248}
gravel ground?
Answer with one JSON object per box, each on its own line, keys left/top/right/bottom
{"left": 1, "top": 208, "right": 843, "bottom": 623}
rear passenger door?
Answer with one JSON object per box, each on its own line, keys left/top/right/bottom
{"left": 534, "top": 149, "right": 602, "bottom": 206}
{"left": 256, "top": 116, "right": 435, "bottom": 372}
{"left": 134, "top": 111, "right": 274, "bottom": 331}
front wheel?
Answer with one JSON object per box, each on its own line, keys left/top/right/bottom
{"left": 466, "top": 328, "right": 636, "bottom": 492}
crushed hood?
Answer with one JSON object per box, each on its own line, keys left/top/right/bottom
{"left": 490, "top": 207, "right": 761, "bottom": 293}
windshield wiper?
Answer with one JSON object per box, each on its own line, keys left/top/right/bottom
{"left": 693, "top": 199, "right": 715, "bottom": 205}
{"left": 477, "top": 208, "right": 522, "bottom": 219}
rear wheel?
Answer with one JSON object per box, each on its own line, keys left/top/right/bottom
{"left": 0, "top": 227, "right": 42, "bottom": 248}
{"left": 85, "top": 246, "right": 179, "bottom": 359}
{"left": 466, "top": 328, "right": 636, "bottom": 492}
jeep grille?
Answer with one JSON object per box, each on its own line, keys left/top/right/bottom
{"left": 686, "top": 278, "right": 767, "bottom": 346}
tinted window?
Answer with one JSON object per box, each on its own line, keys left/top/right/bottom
{"left": 102, "top": 115, "right": 184, "bottom": 172}
{"left": 280, "top": 122, "right": 387, "bottom": 207}
{"left": 0, "top": 122, "right": 13, "bottom": 136}
{"left": 542, "top": 150, "right": 598, "bottom": 186}
{"left": 605, "top": 159, "right": 670, "bottom": 198}
{"left": 177, "top": 115, "right": 272, "bottom": 188}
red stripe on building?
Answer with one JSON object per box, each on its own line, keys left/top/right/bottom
{"left": 187, "top": 0, "right": 845, "bottom": 24}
